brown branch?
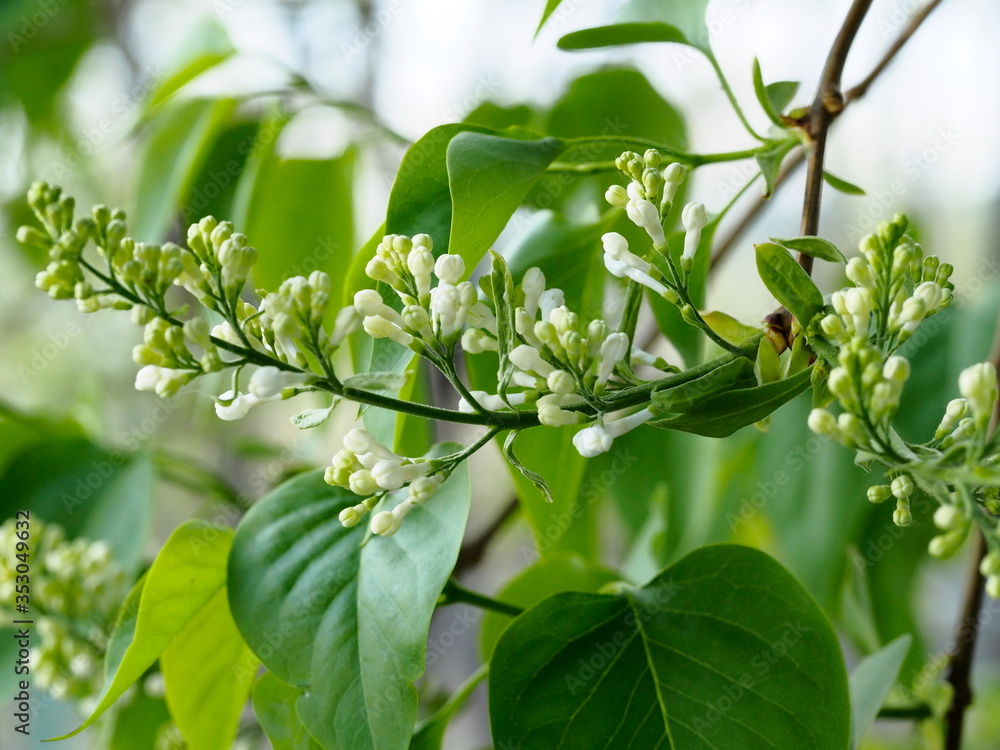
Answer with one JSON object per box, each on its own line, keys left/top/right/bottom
{"left": 797, "top": 0, "right": 875, "bottom": 275}
{"left": 943, "top": 313, "right": 1000, "bottom": 748}
{"left": 710, "top": 0, "right": 945, "bottom": 271}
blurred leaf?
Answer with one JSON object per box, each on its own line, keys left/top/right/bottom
{"left": 756, "top": 242, "right": 825, "bottom": 326}
{"left": 0, "top": 0, "right": 97, "bottom": 128}
{"left": 849, "top": 635, "right": 912, "bottom": 748}
{"left": 536, "top": 0, "right": 566, "bottom": 35}
{"left": 133, "top": 98, "right": 237, "bottom": 241}
{"left": 290, "top": 402, "right": 339, "bottom": 430}
{"left": 409, "top": 666, "right": 487, "bottom": 750}
{"left": 160, "top": 585, "right": 257, "bottom": 750}
{"left": 464, "top": 102, "right": 538, "bottom": 131}
{"left": 490, "top": 545, "right": 850, "bottom": 749}
{"left": 0, "top": 438, "right": 154, "bottom": 575}
{"left": 501, "top": 427, "right": 596, "bottom": 558}
{"left": 108, "top": 689, "right": 172, "bottom": 750}
{"left": 503, "top": 212, "right": 611, "bottom": 319}
{"left": 479, "top": 553, "right": 619, "bottom": 659}
{"left": 766, "top": 81, "right": 800, "bottom": 114}
{"left": 343, "top": 371, "right": 408, "bottom": 392}
{"left": 53, "top": 521, "right": 233, "bottom": 740}
{"left": 755, "top": 138, "right": 798, "bottom": 198}
{"left": 236, "top": 150, "right": 356, "bottom": 294}
{"left": 228, "top": 457, "right": 470, "bottom": 750}
{"left": 144, "top": 21, "right": 235, "bottom": 111}
{"left": 252, "top": 672, "right": 323, "bottom": 750}
{"left": 180, "top": 119, "right": 260, "bottom": 225}
{"left": 824, "top": 170, "right": 866, "bottom": 196}
{"left": 547, "top": 68, "right": 687, "bottom": 154}
{"left": 558, "top": 0, "right": 711, "bottom": 53}
{"left": 770, "top": 236, "right": 847, "bottom": 264}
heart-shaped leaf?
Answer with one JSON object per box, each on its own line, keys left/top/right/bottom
{"left": 489, "top": 544, "right": 850, "bottom": 750}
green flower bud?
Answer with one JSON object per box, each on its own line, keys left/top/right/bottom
{"left": 987, "top": 576, "right": 1000, "bottom": 599}
{"left": 893, "top": 498, "right": 912, "bottom": 527}
{"left": 929, "top": 529, "right": 966, "bottom": 559}
{"left": 979, "top": 552, "right": 1000, "bottom": 578}
{"left": 867, "top": 485, "right": 892, "bottom": 504}
{"left": 16, "top": 225, "right": 52, "bottom": 250}
{"left": 890, "top": 475, "right": 913, "bottom": 499}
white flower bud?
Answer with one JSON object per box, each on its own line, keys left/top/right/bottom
{"left": 935, "top": 398, "right": 969, "bottom": 439}
{"left": 626, "top": 199, "right": 665, "bottom": 246}
{"left": 538, "top": 288, "right": 565, "bottom": 322}
{"left": 409, "top": 475, "right": 442, "bottom": 503}
{"left": 248, "top": 367, "right": 309, "bottom": 399}
{"left": 510, "top": 344, "right": 555, "bottom": 377}
{"left": 914, "top": 281, "right": 943, "bottom": 311}
{"left": 339, "top": 507, "right": 362, "bottom": 528}
{"left": 827, "top": 367, "right": 852, "bottom": 400}
{"left": 573, "top": 425, "right": 614, "bottom": 457}
{"left": 820, "top": 314, "right": 847, "bottom": 341}
{"left": 370, "top": 511, "right": 400, "bottom": 537}
{"left": 845, "top": 257, "right": 875, "bottom": 289}
{"left": 520, "top": 267, "right": 546, "bottom": 316}
{"left": 547, "top": 370, "right": 577, "bottom": 395}
{"left": 605, "top": 185, "right": 629, "bottom": 207}
{"left": 807, "top": 408, "right": 839, "bottom": 437}
{"left": 461, "top": 328, "right": 498, "bottom": 354}
{"left": 933, "top": 504, "right": 966, "bottom": 530}
{"left": 349, "top": 470, "right": 380, "bottom": 496}
{"left": 538, "top": 403, "right": 582, "bottom": 427}
{"left": 883, "top": 356, "right": 910, "bottom": 384}
{"left": 434, "top": 254, "right": 465, "bottom": 285}
{"left": 214, "top": 390, "right": 259, "bottom": 421}
{"left": 596, "top": 332, "right": 630, "bottom": 389}
{"left": 958, "top": 362, "right": 997, "bottom": 423}
{"left": 363, "top": 316, "right": 414, "bottom": 346}
{"left": 681, "top": 202, "right": 707, "bottom": 261}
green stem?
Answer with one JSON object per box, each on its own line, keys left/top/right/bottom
{"left": 557, "top": 137, "right": 764, "bottom": 169}
{"left": 440, "top": 578, "right": 524, "bottom": 618}
{"left": 707, "top": 52, "right": 766, "bottom": 142}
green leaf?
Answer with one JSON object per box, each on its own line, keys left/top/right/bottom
{"left": 849, "top": 635, "right": 912, "bottom": 748}
{"left": 160, "top": 587, "right": 258, "bottom": 750}
{"left": 502, "top": 430, "right": 554, "bottom": 503}
{"left": 766, "top": 81, "right": 800, "bottom": 114}
{"left": 770, "top": 236, "right": 847, "bottom": 264}
{"left": 252, "top": 672, "right": 323, "bottom": 750}
{"left": 755, "top": 242, "right": 825, "bottom": 326}
{"left": 490, "top": 251, "right": 517, "bottom": 400}
{"left": 143, "top": 21, "right": 235, "bottom": 112}
{"left": 228, "top": 458, "right": 470, "bottom": 750}
{"left": 823, "top": 170, "right": 866, "bottom": 195}
{"left": 752, "top": 58, "right": 783, "bottom": 125}
{"left": 52, "top": 521, "right": 234, "bottom": 740}
{"left": 489, "top": 544, "right": 850, "bottom": 750}
{"left": 290, "top": 402, "right": 339, "bottom": 429}
{"left": 133, "top": 97, "right": 236, "bottom": 241}
{"left": 651, "top": 356, "right": 756, "bottom": 413}
{"left": 446, "top": 132, "right": 565, "bottom": 267}
{"left": 0, "top": 439, "right": 154, "bottom": 575}
{"left": 235, "top": 152, "right": 356, "bottom": 294}
{"left": 701, "top": 310, "right": 761, "bottom": 347}
{"left": 479, "top": 553, "right": 619, "bottom": 659}
{"left": 653, "top": 367, "right": 812, "bottom": 437}
{"left": 558, "top": 0, "right": 712, "bottom": 54}
{"left": 343, "top": 371, "right": 409, "bottom": 392}
{"left": 409, "top": 665, "right": 488, "bottom": 750}
{"left": 536, "top": 0, "right": 566, "bottom": 35}
{"left": 755, "top": 138, "right": 798, "bottom": 199}
{"left": 108, "top": 689, "right": 172, "bottom": 750}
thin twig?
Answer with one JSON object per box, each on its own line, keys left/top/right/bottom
{"left": 797, "top": 0, "right": 875, "bottom": 274}
{"left": 710, "top": 0, "right": 945, "bottom": 271}
{"left": 942, "top": 313, "right": 1000, "bottom": 747}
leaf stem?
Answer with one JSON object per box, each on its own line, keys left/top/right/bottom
{"left": 439, "top": 578, "right": 524, "bottom": 618}
{"left": 706, "top": 52, "right": 766, "bottom": 142}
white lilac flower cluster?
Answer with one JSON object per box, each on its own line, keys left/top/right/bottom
{"left": 805, "top": 218, "right": 1000, "bottom": 593}
{"left": 324, "top": 428, "right": 446, "bottom": 536}
{"left": 0, "top": 518, "right": 129, "bottom": 702}
{"left": 19, "top": 182, "right": 363, "bottom": 412}
{"left": 603, "top": 150, "right": 709, "bottom": 296}
{"left": 355, "top": 233, "right": 494, "bottom": 357}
